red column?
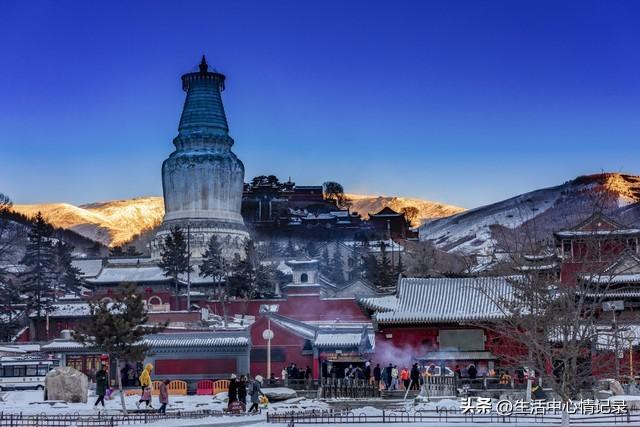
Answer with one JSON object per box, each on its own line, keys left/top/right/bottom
{"left": 313, "top": 354, "right": 320, "bottom": 379}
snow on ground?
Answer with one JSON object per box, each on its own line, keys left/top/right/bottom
{"left": 0, "top": 389, "right": 327, "bottom": 416}
{"left": 3, "top": 390, "right": 640, "bottom": 426}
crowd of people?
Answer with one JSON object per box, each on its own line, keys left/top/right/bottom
{"left": 280, "top": 363, "right": 313, "bottom": 387}
{"left": 120, "top": 363, "right": 268, "bottom": 414}
{"left": 89, "top": 359, "right": 521, "bottom": 413}
{"left": 227, "top": 373, "right": 266, "bottom": 413}
{"left": 319, "top": 360, "right": 519, "bottom": 391}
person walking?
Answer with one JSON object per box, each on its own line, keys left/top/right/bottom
{"left": 330, "top": 364, "right": 337, "bottom": 380}
{"left": 139, "top": 386, "right": 153, "bottom": 409}
{"left": 136, "top": 364, "right": 153, "bottom": 409}
{"left": 373, "top": 363, "right": 382, "bottom": 386}
{"left": 384, "top": 363, "right": 393, "bottom": 389}
{"left": 238, "top": 375, "right": 248, "bottom": 408}
{"left": 94, "top": 364, "right": 108, "bottom": 409}
{"left": 248, "top": 375, "right": 265, "bottom": 413}
{"left": 400, "top": 367, "right": 410, "bottom": 390}
{"left": 158, "top": 379, "right": 170, "bottom": 414}
{"left": 364, "top": 362, "right": 371, "bottom": 383}
{"left": 344, "top": 364, "right": 353, "bottom": 384}
{"left": 410, "top": 363, "right": 420, "bottom": 390}
{"left": 454, "top": 365, "right": 462, "bottom": 379}
{"left": 228, "top": 374, "right": 238, "bottom": 409}
{"left": 468, "top": 364, "right": 478, "bottom": 380}
{"left": 281, "top": 366, "right": 288, "bottom": 386}
{"left": 305, "top": 365, "right": 312, "bottom": 389}
{"left": 391, "top": 365, "right": 399, "bottom": 390}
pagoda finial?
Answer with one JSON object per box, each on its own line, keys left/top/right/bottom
{"left": 199, "top": 55, "right": 208, "bottom": 73}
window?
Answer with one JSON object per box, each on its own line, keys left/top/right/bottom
{"left": 26, "top": 366, "right": 37, "bottom": 376}
{"left": 300, "top": 273, "right": 309, "bottom": 283}
{"left": 66, "top": 356, "right": 83, "bottom": 372}
{"left": 13, "top": 366, "right": 25, "bottom": 377}
{"left": 3, "top": 366, "right": 14, "bottom": 377}
{"left": 628, "top": 239, "right": 638, "bottom": 253}
{"left": 37, "top": 366, "right": 49, "bottom": 376}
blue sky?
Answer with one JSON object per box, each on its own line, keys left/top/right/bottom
{"left": 1, "top": 0, "right": 639, "bottom": 208}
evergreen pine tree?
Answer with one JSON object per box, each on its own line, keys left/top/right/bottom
{"left": 227, "top": 241, "right": 257, "bottom": 298}
{"left": 330, "top": 240, "right": 345, "bottom": 284}
{"left": 396, "top": 247, "right": 405, "bottom": 278}
{"left": 375, "top": 241, "right": 393, "bottom": 291}
{"left": 284, "top": 239, "right": 296, "bottom": 257}
{"left": 19, "top": 212, "right": 56, "bottom": 321}
{"left": 255, "top": 262, "right": 277, "bottom": 298}
{"left": 227, "top": 240, "right": 276, "bottom": 299}
{"left": 200, "top": 236, "right": 229, "bottom": 324}
{"left": 305, "top": 240, "right": 319, "bottom": 258}
{"left": 158, "top": 227, "right": 192, "bottom": 308}
{"left": 74, "top": 285, "right": 166, "bottom": 414}
{"left": 0, "top": 279, "right": 22, "bottom": 341}
{"left": 319, "top": 246, "right": 333, "bottom": 278}
{"left": 267, "top": 239, "right": 281, "bottom": 258}
{"left": 54, "top": 240, "right": 82, "bottom": 296}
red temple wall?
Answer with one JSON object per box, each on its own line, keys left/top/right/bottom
{"left": 155, "top": 358, "right": 237, "bottom": 375}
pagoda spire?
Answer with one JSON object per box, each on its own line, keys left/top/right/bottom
{"left": 199, "top": 55, "right": 208, "bottom": 73}
{"left": 178, "top": 56, "right": 229, "bottom": 138}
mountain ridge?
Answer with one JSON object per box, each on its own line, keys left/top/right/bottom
{"left": 13, "top": 194, "right": 462, "bottom": 247}
{"left": 420, "top": 173, "right": 640, "bottom": 254}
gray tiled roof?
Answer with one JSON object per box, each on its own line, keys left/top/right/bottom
{"left": 365, "top": 277, "right": 512, "bottom": 324}
{"left": 143, "top": 332, "right": 249, "bottom": 348}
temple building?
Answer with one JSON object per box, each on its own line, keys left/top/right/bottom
{"left": 554, "top": 212, "right": 640, "bottom": 284}
{"left": 150, "top": 56, "right": 249, "bottom": 260}
{"left": 359, "top": 277, "right": 518, "bottom": 375}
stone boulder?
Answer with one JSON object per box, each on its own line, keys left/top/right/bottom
{"left": 44, "top": 366, "right": 88, "bottom": 403}
{"left": 262, "top": 387, "right": 297, "bottom": 402}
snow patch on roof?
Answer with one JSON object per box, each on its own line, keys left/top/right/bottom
{"left": 71, "top": 259, "right": 103, "bottom": 278}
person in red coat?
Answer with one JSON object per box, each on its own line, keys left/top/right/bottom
{"left": 158, "top": 379, "right": 170, "bottom": 414}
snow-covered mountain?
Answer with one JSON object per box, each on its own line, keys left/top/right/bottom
{"left": 12, "top": 197, "right": 164, "bottom": 247}
{"left": 420, "top": 173, "right": 640, "bottom": 255}
{"left": 346, "top": 194, "right": 465, "bottom": 224}
{"left": 12, "top": 194, "right": 461, "bottom": 247}
{"left": 15, "top": 173, "right": 639, "bottom": 253}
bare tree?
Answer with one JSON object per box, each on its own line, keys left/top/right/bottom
{"left": 322, "top": 181, "right": 347, "bottom": 209}
{"left": 472, "top": 194, "right": 637, "bottom": 426}
{"left": 401, "top": 206, "right": 420, "bottom": 227}
{"left": 403, "top": 240, "right": 466, "bottom": 277}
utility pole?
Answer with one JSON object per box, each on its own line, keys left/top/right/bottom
{"left": 629, "top": 335, "right": 635, "bottom": 378}
{"left": 614, "top": 308, "right": 620, "bottom": 379}
{"left": 603, "top": 300, "right": 625, "bottom": 380}
{"left": 387, "top": 219, "right": 394, "bottom": 269}
{"left": 186, "top": 223, "right": 191, "bottom": 311}
{"left": 267, "top": 318, "right": 272, "bottom": 380}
